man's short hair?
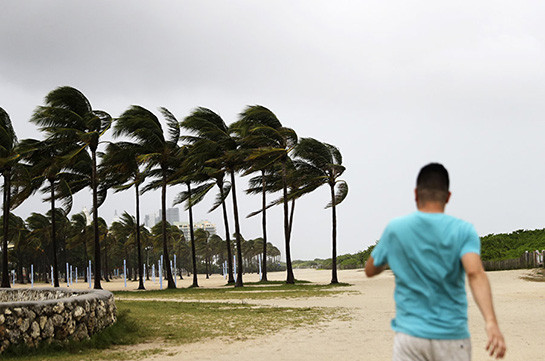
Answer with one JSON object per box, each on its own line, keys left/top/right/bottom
{"left": 416, "top": 163, "right": 450, "bottom": 203}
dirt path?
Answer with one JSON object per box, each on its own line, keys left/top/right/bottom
{"left": 104, "top": 268, "right": 543, "bottom": 361}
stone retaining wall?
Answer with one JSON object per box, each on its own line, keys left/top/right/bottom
{"left": 0, "top": 288, "right": 116, "bottom": 353}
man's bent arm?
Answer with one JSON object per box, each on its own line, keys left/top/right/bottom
{"left": 461, "top": 252, "right": 506, "bottom": 359}
{"left": 365, "top": 256, "right": 386, "bottom": 277}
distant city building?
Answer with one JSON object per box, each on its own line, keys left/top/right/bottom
{"left": 144, "top": 214, "right": 156, "bottom": 228}
{"left": 173, "top": 220, "right": 216, "bottom": 240}
{"left": 82, "top": 207, "right": 92, "bottom": 226}
{"left": 166, "top": 207, "right": 180, "bottom": 225}
{"left": 112, "top": 210, "right": 121, "bottom": 224}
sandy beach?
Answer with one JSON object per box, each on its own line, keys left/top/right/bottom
{"left": 18, "top": 268, "right": 545, "bottom": 360}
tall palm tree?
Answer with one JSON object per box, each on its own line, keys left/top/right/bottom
{"left": 194, "top": 229, "right": 212, "bottom": 278}
{"left": 234, "top": 105, "right": 298, "bottom": 284}
{"left": 17, "top": 138, "right": 89, "bottom": 287}
{"left": 173, "top": 143, "right": 220, "bottom": 287}
{"left": 294, "top": 138, "right": 348, "bottom": 284}
{"left": 0, "top": 107, "right": 19, "bottom": 287}
{"left": 100, "top": 141, "right": 147, "bottom": 289}
{"left": 181, "top": 107, "right": 241, "bottom": 286}
{"left": 115, "top": 105, "right": 178, "bottom": 289}
{"left": 68, "top": 211, "right": 92, "bottom": 278}
{"left": 31, "top": 86, "right": 112, "bottom": 289}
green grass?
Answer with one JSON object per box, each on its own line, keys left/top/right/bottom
{"left": 2, "top": 295, "right": 341, "bottom": 360}
{"left": 113, "top": 282, "right": 352, "bottom": 301}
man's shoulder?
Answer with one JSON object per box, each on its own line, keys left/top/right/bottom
{"left": 387, "top": 212, "right": 476, "bottom": 232}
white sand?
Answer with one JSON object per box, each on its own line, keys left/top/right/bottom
{"left": 18, "top": 268, "right": 545, "bottom": 360}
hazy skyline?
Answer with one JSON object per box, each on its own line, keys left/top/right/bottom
{"left": 1, "top": 1, "right": 545, "bottom": 260}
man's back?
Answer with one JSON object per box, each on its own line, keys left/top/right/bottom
{"left": 371, "top": 211, "right": 480, "bottom": 339}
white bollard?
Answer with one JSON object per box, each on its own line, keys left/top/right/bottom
{"left": 152, "top": 264, "right": 156, "bottom": 283}
{"left": 159, "top": 255, "right": 163, "bottom": 290}
{"left": 123, "top": 259, "right": 127, "bottom": 288}
{"left": 143, "top": 263, "right": 146, "bottom": 285}
{"left": 66, "top": 263, "right": 70, "bottom": 287}
{"left": 174, "top": 254, "right": 177, "bottom": 287}
{"left": 12, "top": 270, "right": 15, "bottom": 285}
{"left": 70, "top": 265, "right": 73, "bottom": 286}
{"left": 233, "top": 255, "right": 237, "bottom": 283}
{"left": 259, "top": 254, "right": 262, "bottom": 281}
{"left": 51, "top": 266, "right": 54, "bottom": 286}
{"left": 31, "top": 264, "right": 34, "bottom": 288}
{"left": 88, "top": 260, "right": 92, "bottom": 289}
{"left": 75, "top": 267, "right": 78, "bottom": 284}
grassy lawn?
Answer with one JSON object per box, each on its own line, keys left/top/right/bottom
{"left": 113, "top": 281, "right": 353, "bottom": 301}
{"left": 2, "top": 283, "right": 349, "bottom": 361}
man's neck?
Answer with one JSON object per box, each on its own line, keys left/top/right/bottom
{"left": 417, "top": 201, "right": 446, "bottom": 213}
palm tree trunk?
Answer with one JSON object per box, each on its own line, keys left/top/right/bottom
{"left": 82, "top": 230, "right": 88, "bottom": 276}
{"left": 330, "top": 183, "right": 338, "bottom": 284}
{"left": 288, "top": 198, "right": 296, "bottom": 240}
{"left": 161, "top": 167, "right": 176, "bottom": 289}
{"left": 261, "top": 170, "right": 268, "bottom": 282}
{"left": 218, "top": 180, "right": 235, "bottom": 283}
{"left": 92, "top": 150, "right": 102, "bottom": 290}
{"left": 136, "top": 182, "right": 145, "bottom": 290}
{"left": 282, "top": 161, "right": 295, "bottom": 284}
{"left": 1, "top": 170, "right": 11, "bottom": 288}
{"left": 50, "top": 179, "right": 60, "bottom": 288}
{"left": 230, "top": 171, "right": 244, "bottom": 287}
{"left": 188, "top": 183, "right": 199, "bottom": 287}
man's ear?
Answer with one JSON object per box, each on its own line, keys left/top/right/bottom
{"left": 414, "top": 188, "right": 418, "bottom": 203}
{"left": 445, "top": 191, "right": 452, "bottom": 204}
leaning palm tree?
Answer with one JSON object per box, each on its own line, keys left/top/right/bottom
{"left": 181, "top": 107, "right": 241, "bottom": 286}
{"left": 100, "top": 141, "right": 147, "bottom": 289}
{"left": 17, "top": 138, "right": 89, "bottom": 287}
{"left": 0, "top": 107, "right": 18, "bottom": 287}
{"left": 293, "top": 138, "right": 348, "bottom": 284}
{"left": 115, "top": 105, "right": 178, "bottom": 289}
{"left": 234, "top": 105, "right": 298, "bottom": 284}
{"left": 68, "top": 211, "right": 92, "bottom": 278}
{"left": 31, "top": 86, "right": 112, "bottom": 289}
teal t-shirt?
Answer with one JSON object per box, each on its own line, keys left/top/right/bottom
{"left": 371, "top": 211, "right": 481, "bottom": 340}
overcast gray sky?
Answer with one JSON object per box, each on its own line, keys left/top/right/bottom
{"left": 1, "top": 1, "right": 545, "bottom": 261}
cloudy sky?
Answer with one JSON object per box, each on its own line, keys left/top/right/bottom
{"left": 1, "top": 1, "right": 545, "bottom": 261}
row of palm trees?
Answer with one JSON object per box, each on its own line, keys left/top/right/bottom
{"left": 0, "top": 86, "right": 348, "bottom": 289}
{"left": 0, "top": 208, "right": 281, "bottom": 285}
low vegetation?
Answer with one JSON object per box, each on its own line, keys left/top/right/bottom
{"left": 2, "top": 282, "right": 349, "bottom": 360}
{"left": 295, "top": 228, "right": 545, "bottom": 271}
{"left": 480, "top": 229, "right": 545, "bottom": 261}
{"left": 114, "top": 281, "right": 351, "bottom": 301}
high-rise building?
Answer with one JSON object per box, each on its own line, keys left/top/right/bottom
{"left": 144, "top": 214, "right": 156, "bottom": 228}
{"left": 195, "top": 220, "right": 216, "bottom": 235}
{"left": 173, "top": 220, "right": 216, "bottom": 240}
{"left": 166, "top": 207, "right": 180, "bottom": 225}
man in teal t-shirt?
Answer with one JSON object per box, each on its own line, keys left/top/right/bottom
{"left": 365, "top": 163, "right": 506, "bottom": 360}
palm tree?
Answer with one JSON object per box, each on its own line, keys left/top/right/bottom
{"left": 194, "top": 229, "right": 211, "bottom": 278}
{"left": 68, "top": 211, "right": 92, "bottom": 279}
{"left": 294, "top": 138, "right": 348, "bottom": 284}
{"left": 17, "top": 138, "right": 89, "bottom": 287}
{"left": 234, "top": 105, "right": 298, "bottom": 284}
{"left": 181, "top": 107, "right": 241, "bottom": 286}
{"left": 100, "top": 141, "right": 147, "bottom": 289}
{"left": 0, "top": 107, "right": 19, "bottom": 287}
{"left": 115, "top": 105, "right": 178, "bottom": 289}
{"left": 31, "top": 86, "right": 112, "bottom": 289}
